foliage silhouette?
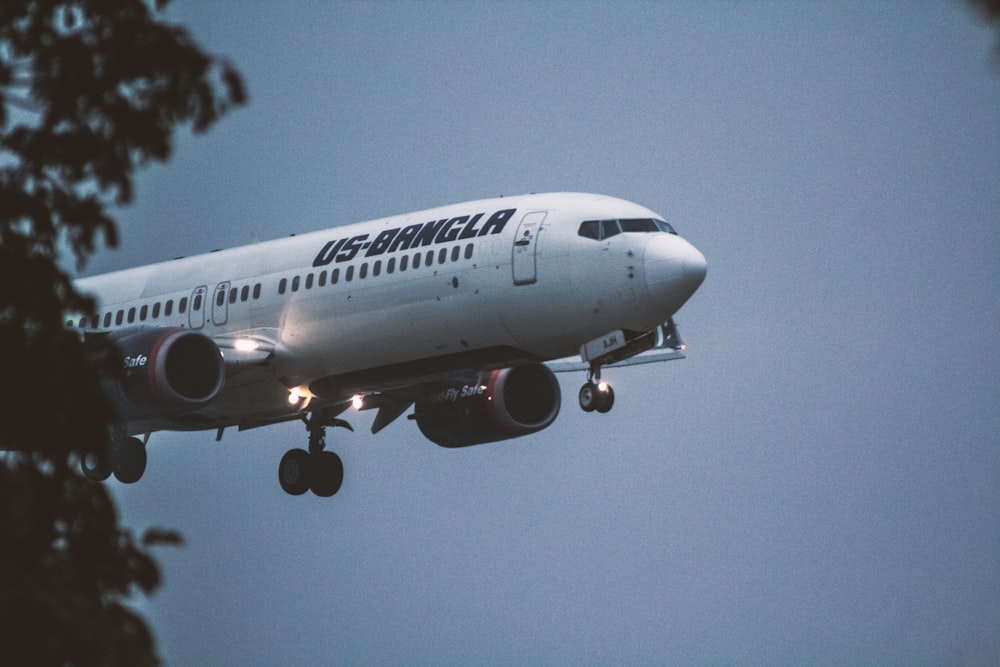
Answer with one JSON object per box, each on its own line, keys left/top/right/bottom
{"left": 0, "top": 1, "right": 244, "bottom": 664}
{"left": 968, "top": 0, "right": 1000, "bottom": 63}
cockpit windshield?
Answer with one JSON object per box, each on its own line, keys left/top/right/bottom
{"left": 578, "top": 218, "right": 676, "bottom": 241}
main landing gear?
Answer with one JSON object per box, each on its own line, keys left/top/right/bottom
{"left": 578, "top": 363, "right": 615, "bottom": 414}
{"left": 278, "top": 412, "right": 349, "bottom": 497}
{"left": 81, "top": 434, "right": 147, "bottom": 484}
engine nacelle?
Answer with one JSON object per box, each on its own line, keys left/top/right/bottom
{"left": 106, "top": 328, "right": 225, "bottom": 420}
{"left": 414, "top": 363, "right": 561, "bottom": 448}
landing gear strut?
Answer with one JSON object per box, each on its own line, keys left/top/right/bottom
{"left": 578, "top": 364, "right": 615, "bottom": 414}
{"left": 278, "top": 412, "right": 347, "bottom": 497}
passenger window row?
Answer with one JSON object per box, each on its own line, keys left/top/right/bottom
{"left": 70, "top": 239, "right": 478, "bottom": 329}
{"left": 70, "top": 282, "right": 263, "bottom": 330}
{"left": 216, "top": 283, "right": 263, "bottom": 308}
{"left": 278, "top": 242, "right": 475, "bottom": 295}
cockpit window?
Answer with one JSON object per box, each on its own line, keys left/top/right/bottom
{"left": 619, "top": 218, "right": 657, "bottom": 232}
{"left": 578, "top": 220, "right": 600, "bottom": 240}
{"left": 578, "top": 218, "right": 677, "bottom": 240}
{"left": 655, "top": 220, "right": 677, "bottom": 234}
{"left": 600, "top": 219, "right": 621, "bottom": 239}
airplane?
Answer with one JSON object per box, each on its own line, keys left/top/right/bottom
{"left": 68, "top": 192, "right": 707, "bottom": 497}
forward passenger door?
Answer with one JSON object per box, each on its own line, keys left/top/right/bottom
{"left": 512, "top": 211, "right": 546, "bottom": 286}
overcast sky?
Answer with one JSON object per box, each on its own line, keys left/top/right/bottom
{"left": 89, "top": 2, "right": 1000, "bottom": 665}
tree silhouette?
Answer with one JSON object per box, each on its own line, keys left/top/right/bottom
{"left": 968, "top": 0, "right": 1000, "bottom": 62}
{"left": 0, "top": 1, "right": 244, "bottom": 664}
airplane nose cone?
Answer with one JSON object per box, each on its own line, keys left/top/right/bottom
{"left": 643, "top": 234, "right": 707, "bottom": 312}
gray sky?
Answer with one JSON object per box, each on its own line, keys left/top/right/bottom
{"left": 90, "top": 2, "right": 1000, "bottom": 665}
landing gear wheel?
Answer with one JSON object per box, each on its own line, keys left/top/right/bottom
{"left": 111, "top": 436, "right": 147, "bottom": 484}
{"left": 596, "top": 384, "right": 615, "bottom": 413}
{"left": 82, "top": 448, "right": 111, "bottom": 482}
{"left": 310, "top": 451, "right": 344, "bottom": 497}
{"left": 579, "top": 382, "right": 600, "bottom": 412}
{"left": 279, "top": 448, "right": 311, "bottom": 496}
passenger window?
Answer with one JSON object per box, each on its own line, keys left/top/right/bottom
{"left": 253, "top": 283, "right": 261, "bottom": 299}
{"left": 193, "top": 294, "right": 202, "bottom": 311}
{"left": 291, "top": 276, "right": 300, "bottom": 292}
{"left": 360, "top": 263, "right": 368, "bottom": 279}
{"left": 229, "top": 287, "right": 238, "bottom": 303}
{"left": 465, "top": 243, "right": 474, "bottom": 260}
{"left": 439, "top": 248, "right": 448, "bottom": 265}
{"left": 91, "top": 317, "right": 99, "bottom": 330}
{"left": 152, "top": 303, "right": 161, "bottom": 318}
{"left": 140, "top": 305, "right": 148, "bottom": 321}
{"left": 165, "top": 300, "right": 173, "bottom": 316}
{"left": 305, "top": 274, "right": 313, "bottom": 289}
{"left": 400, "top": 255, "right": 408, "bottom": 271}
{"left": 331, "top": 268, "right": 339, "bottom": 284}
{"left": 241, "top": 285, "right": 249, "bottom": 301}
{"left": 127, "top": 307, "right": 136, "bottom": 323}
{"left": 279, "top": 278, "right": 287, "bottom": 295}
{"left": 373, "top": 260, "right": 381, "bottom": 277}
{"left": 346, "top": 265, "right": 354, "bottom": 282}
{"left": 318, "top": 271, "right": 327, "bottom": 287}
{"left": 412, "top": 253, "right": 420, "bottom": 269}
{"left": 426, "top": 250, "right": 434, "bottom": 266}
{"left": 451, "top": 246, "right": 460, "bottom": 262}
{"left": 216, "top": 290, "right": 225, "bottom": 307}
{"left": 115, "top": 310, "right": 124, "bottom": 325}
{"left": 179, "top": 297, "right": 187, "bottom": 314}
{"left": 387, "top": 257, "right": 395, "bottom": 274}
{"left": 104, "top": 312, "right": 112, "bottom": 328}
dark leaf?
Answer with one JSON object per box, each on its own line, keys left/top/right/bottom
{"left": 1, "top": 1, "right": 245, "bottom": 663}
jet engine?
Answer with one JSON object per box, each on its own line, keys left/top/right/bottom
{"left": 414, "top": 363, "right": 561, "bottom": 447}
{"left": 105, "top": 328, "right": 224, "bottom": 420}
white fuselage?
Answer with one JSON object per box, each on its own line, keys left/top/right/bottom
{"left": 73, "top": 193, "right": 706, "bottom": 434}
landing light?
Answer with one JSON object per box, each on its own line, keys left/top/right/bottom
{"left": 233, "top": 338, "right": 260, "bottom": 352}
{"left": 351, "top": 394, "right": 364, "bottom": 410}
{"left": 598, "top": 381, "right": 609, "bottom": 392}
{"left": 288, "top": 386, "right": 314, "bottom": 408}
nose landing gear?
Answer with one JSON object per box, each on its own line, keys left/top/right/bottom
{"left": 578, "top": 364, "right": 615, "bottom": 414}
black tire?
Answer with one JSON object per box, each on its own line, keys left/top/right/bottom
{"left": 310, "top": 451, "right": 344, "bottom": 498}
{"left": 82, "top": 448, "right": 112, "bottom": 482}
{"left": 578, "top": 382, "right": 599, "bottom": 412}
{"left": 596, "top": 385, "right": 615, "bottom": 414}
{"left": 111, "top": 436, "right": 147, "bottom": 484}
{"left": 279, "top": 448, "right": 311, "bottom": 496}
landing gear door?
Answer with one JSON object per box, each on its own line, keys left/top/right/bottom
{"left": 512, "top": 211, "right": 546, "bottom": 286}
